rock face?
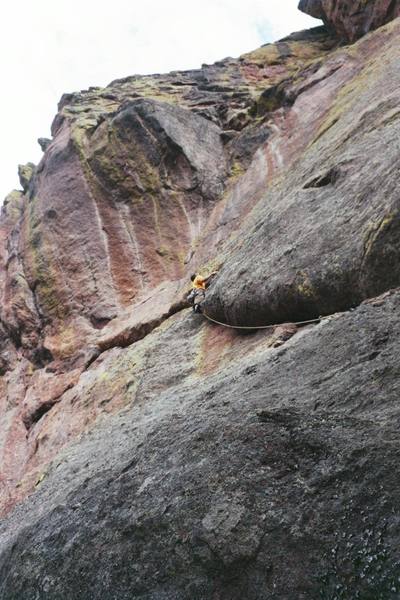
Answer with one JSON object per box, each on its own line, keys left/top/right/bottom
{"left": 2, "top": 293, "right": 400, "bottom": 600}
{"left": 1, "top": 3, "right": 400, "bottom": 599}
{"left": 206, "top": 18, "right": 400, "bottom": 326}
{"left": 299, "top": 0, "right": 400, "bottom": 41}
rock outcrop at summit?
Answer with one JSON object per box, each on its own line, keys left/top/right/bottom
{"left": 299, "top": 0, "right": 400, "bottom": 41}
{"left": 1, "top": 2, "right": 400, "bottom": 599}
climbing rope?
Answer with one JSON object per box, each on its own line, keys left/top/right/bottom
{"left": 202, "top": 311, "right": 330, "bottom": 330}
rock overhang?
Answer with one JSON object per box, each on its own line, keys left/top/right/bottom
{"left": 298, "top": 0, "right": 400, "bottom": 42}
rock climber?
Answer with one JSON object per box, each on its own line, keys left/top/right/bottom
{"left": 187, "top": 272, "right": 217, "bottom": 313}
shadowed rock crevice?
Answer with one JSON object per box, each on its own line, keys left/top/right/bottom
{"left": 30, "top": 346, "right": 53, "bottom": 369}
{"left": 89, "top": 315, "right": 112, "bottom": 330}
{"left": 23, "top": 399, "right": 58, "bottom": 431}
{"left": 303, "top": 166, "right": 340, "bottom": 188}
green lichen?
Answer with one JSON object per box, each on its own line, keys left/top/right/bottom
{"left": 94, "top": 125, "right": 160, "bottom": 197}
{"left": 311, "top": 29, "right": 399, "bottom": 149}
{"left": 18, "top": 163, "right": 36, "bottom": 192}
{"left": 24, "top": 199, "right": 67, "bottom": 321}
{"left": 2, "top": 191, "right": 25, "bottom": 221}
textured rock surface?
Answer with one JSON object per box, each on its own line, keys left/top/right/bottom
{"left": 1, "top": 292, "right": 400, "bottom": 599}
{"left": 205, "top": 18, "right": 400, "bottom": 326}
{"left": 1, "top": 2, "right": 400, "bottom": 598}
{"left": 0, "top": 25, "right": 336, "bottom": 371}
{"left": 299, "top": 0, "right": 400, "bottom": 41}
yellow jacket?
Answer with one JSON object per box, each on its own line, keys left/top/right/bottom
{"left": 192, "top": 275, "right": 206, "bottom": 290}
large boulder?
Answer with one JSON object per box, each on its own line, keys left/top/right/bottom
{"left": 17, "top": 98, "right": 228, "bottom": 362}
{"left": 205, "top": 18, "right": 400, "bottom": 327}
{"left": 299, "top": 0, "right": 400, "bottom": 41}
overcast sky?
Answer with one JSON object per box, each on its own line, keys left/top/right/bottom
{"left": 0, "top": 0, "right": 318, "bottom": 201}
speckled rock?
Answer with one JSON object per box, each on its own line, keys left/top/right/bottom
{"left": 205, "top": 18, "right": 400, "bottom": 327}
{"left": 1, "top": 291, "right": 400, "bottom": 599}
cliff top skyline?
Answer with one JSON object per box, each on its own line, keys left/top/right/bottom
{"left": 0, "top": 0, "right": 317, "bottom": 201}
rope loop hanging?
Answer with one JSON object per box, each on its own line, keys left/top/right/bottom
{"left": 202, "top": 311, "right": 329, "bottom": 330}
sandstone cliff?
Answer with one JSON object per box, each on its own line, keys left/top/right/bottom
{"left": 0, "top": 3, "right": 400, "bottom": 599}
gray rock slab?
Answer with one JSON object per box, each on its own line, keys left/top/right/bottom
{"left": 0, "top": 291, "right": 399, "bottom": 599}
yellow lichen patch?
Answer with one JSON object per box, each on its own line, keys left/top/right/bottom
{"left": 363, "top": 212, "right": 396, "bottom": 258}
{"left": 241, "top": 33, "right": 336, "bottom": 85}
{"left": 3, "top": 191, "right": 25, "bottom": 221}
{"left": 80, "top": 354, "right": 141, "bottom": 415}
{"left": 199, "top": 257, "right": 224, "bottom": 278}
{"left": 22, "top": 200, "right": 68, "bottom": 321}
{"left": 230, "top": 161, "right": 246, "bottom": 180}
{"left": 35, "top": 471, "right": 47, "bottom": 487}
{"left": 150, "top": 195, "right": 163, "bottom": 242}
{"left": 296, "top": 271, "right": 316, "bottom": 299}
{"left": 310, "top": 59, "right": 365, "bottom": 146}
{"left": 242, "top": 44, "right": 282, "bottom": 67}
{"left": 311, "top": 24, "right": 400, "bottom": 149}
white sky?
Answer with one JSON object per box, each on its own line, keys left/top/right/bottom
{"left": 0, "top": 0, "right": 318, "bottom": 201}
